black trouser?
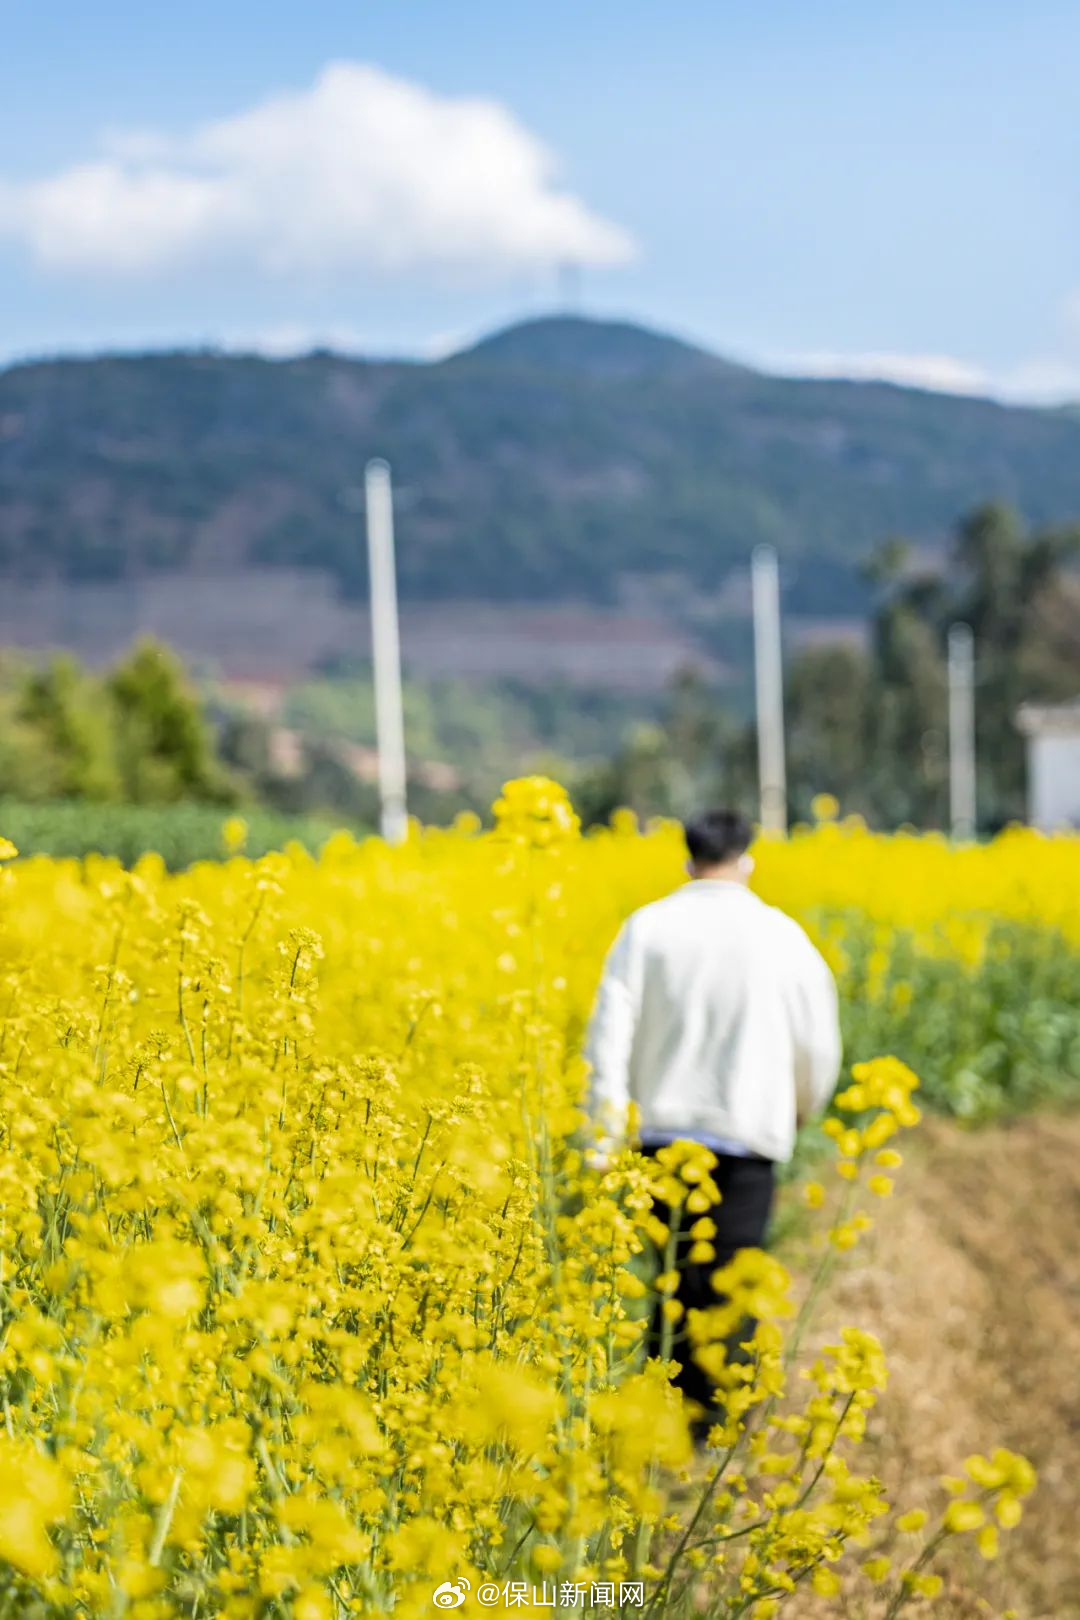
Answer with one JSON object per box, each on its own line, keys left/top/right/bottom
{"left": 643, "top": 1147, "right": 775, "bottom": 1432}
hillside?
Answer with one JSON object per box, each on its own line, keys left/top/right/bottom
{"left": 3, "top": 314, "right": 1080, "bottom": 620}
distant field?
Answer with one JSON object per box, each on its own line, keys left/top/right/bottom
{"left": 0, "top": 798, "right": 343, "bottom": 869}
{"left": 0, "top": 570, "right": 724, "bottom": 689}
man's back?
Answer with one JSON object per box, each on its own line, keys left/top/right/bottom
{"left": 586, "top": 878, "right": 840, "bottom": 1162}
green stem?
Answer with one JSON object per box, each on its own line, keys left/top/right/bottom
{"left": 148, "top": 1469, "right": 183, "bottom": 1566}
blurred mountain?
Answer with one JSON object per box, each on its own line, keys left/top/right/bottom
{"left": 3, "top": 313, "right": 1080, "bottom": 622}
{"left": 455, "top": 314, "right": 746, "bottom": 378}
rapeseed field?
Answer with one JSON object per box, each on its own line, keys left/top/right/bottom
{"left": 0, "top": 783, "right": 1059, "bottom": 1618}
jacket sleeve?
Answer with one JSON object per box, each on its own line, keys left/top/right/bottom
{"left": 584, "top": 920, "right": 641, "bottom": 1151}
{"left": 785, "top": 926, "right": 843, "bottom": 1124}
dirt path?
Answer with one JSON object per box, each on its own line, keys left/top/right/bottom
{"left": 784, "top": 1113, "right": 1080, "bottom": 1619}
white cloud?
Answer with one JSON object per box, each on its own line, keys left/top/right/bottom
{"left": 776, "top": 350, "right": 991, "bottom": 396}
{"left": 1060, "top": 288, "right": 1080, "bottom": 339}
{"left": 220, "top": 323, "right": 377, "bottom": 358}
{"left": 774, "top": 347, "right": 1080, "bottom": 405}
{"left": 0, "top": 61, "right": 635, "bottom": 280}
{"left": 997, "top": 357, "right": 1080, "bottom": 405}
{"left": 214, "top": 322, "right": 476, "bottom": 360}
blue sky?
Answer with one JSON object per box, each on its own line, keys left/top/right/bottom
{"left": 2, "top": 0, "right": 1077, "bottom": 399}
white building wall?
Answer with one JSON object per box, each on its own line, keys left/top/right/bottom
{"left": 1028, "top": 734, "right": 1080, "bottom": 830}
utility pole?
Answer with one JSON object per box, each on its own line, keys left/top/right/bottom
{"left": 948, "top": 622, "right": 976, "bottom": 841}
{"left": 364, "top": 459, "right": 408, "bottom": 845}
{"left": 752, "top": 544, "right": 787, "bottom": 835}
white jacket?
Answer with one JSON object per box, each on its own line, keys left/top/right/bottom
{"left": 585, "top": 880, "right": 842, "bottom": 1162}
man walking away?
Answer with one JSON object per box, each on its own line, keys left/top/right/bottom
{"left": 585, "top": 808, "right": 842, "bottom": 1433}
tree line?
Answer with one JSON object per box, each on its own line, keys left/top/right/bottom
{"left": 0, "top": 642, "right": 233, "bottom": 806}
{"left": 576, "top": 503, "right": 1080, "bottom": 831}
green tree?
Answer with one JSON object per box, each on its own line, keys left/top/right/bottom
{"left": 952, "top": 503, "right": 1080, "bottom": 820}
{"left": 107, "top": 641, "right": 234, "bottom": 805}
{"left": 17, "top": 655, "right": 121, "bottom": 800}
{"left": 795, "top": 502, "right": 1080, "bottom": 828}
{"left": 785, "top": 642, "right": 875, "bottom": 821}
{"left": 569, "top": 671, "right": 755, "bottom": 828}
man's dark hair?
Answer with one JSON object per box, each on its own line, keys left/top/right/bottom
{"left": 683, "top": 809, "right": 753, "bottom": 867}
